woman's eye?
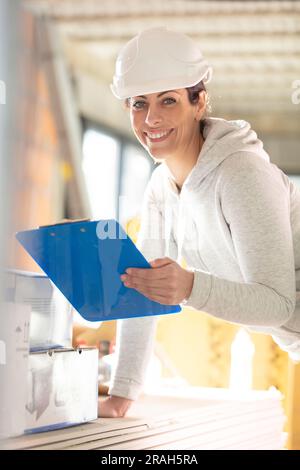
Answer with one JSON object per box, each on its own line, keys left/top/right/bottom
{"left": 131, "top": 98, "right": 176, "bottom": 109}
{"left": 132, "top": 101, "right": 146, "bottom": 109}
{"left": 163, "top": 98, "right": 176, "bottom": 105}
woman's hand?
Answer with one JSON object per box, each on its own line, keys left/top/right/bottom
{"left": 120, "top": 257, "right": 194, "bottom": 305}
{"left": 98, "top": 395, "right": 133, "bottom": 418}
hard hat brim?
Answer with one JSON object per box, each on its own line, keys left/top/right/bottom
{"left": 111, "top": 67, "right": 213, "bottom": 100}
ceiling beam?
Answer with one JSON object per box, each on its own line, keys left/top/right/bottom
{"left": 54, "top": 14, "right": 300, "bottom": 38}
{"left": 25, "top": 0, "right": 300, "bottom": 19}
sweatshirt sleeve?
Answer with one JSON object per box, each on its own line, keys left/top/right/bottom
{"left": 186, "top": 153, "right": 296, "bottom": 327}
{"left": 108, "top": 172, "right": 165, "bottom": 400}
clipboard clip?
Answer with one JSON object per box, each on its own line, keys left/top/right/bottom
{"left": 39, "top": 218, "right": 90, "bottom": 229}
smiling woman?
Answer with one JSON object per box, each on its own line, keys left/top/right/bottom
{"left": 98, "top": 26, "right": 300, "bottom": 420}
{"left": 128, "top": 88, "right": 206, "bottom": 187}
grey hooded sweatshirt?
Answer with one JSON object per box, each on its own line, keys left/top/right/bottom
{"left": 109, "top": 117, "right": 300, "bottom": 401}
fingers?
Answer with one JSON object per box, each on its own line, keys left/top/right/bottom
{"left": 124, "top": 279, "right": 163, "bottom": 290}
{"left": 122, "top": 267, "right": 168, "bottom": 281}
{"left": 150, "top": 257, "right": 173, "bottom": 268}
{"left": 98, "top": 396, "right": 133, "bottom": 418}
{"left": 124, "top": 282, "right": 174, "bottom": 305}
{"left": 123, "top": 258, "right": 174, "bottom": 281}
{"left": 120, "top": 258, "right": 182, "bottom": 305}
{"left": 133, "top": 287, "right": 170, "bottom": 304}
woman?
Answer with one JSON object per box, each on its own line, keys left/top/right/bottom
{"left": 99, "top": 27, "right": 300, "bottom": 418}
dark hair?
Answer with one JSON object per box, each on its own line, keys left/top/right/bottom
{"left": 186, "top": 80, "right": 206, "bottom": 104}
{"left": 186, "top": 80, "right": 210, "bottom": 135}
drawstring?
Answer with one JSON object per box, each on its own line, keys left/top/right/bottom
{"left": 176, "top": 195, "right": 186, "bottom": 264}
{"left": 163, "top": 194, "right": 173, "bottom": 258}
{"left": 163, "top": 189, "right": 186, "bottom": 264}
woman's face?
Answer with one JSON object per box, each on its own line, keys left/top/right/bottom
{"left": 128, "top": 88, "right": 204, "bottom": 162}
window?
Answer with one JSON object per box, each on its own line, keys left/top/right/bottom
{"left": 288, "top": 175, "right": 300, "bottom": 189}
{"left": 119, "top": 144, "right": 153, "bottom": 225}
{"left": 82, "top": 129, "right": 120, "bottom": 219}
{"left": 82, "top": 124, "right": 154, "bottom": 223}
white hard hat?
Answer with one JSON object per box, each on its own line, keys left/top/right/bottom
{"left": 111, "top": 27, "right": 212, "bottom": 100}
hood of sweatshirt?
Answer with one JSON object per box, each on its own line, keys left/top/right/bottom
{"left": 182, "top": 117, "right": 270, "bottom": 190}
{"left": 159, "top": 117, "right": 272, "bottom": 259}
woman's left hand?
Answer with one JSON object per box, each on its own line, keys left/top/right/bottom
{"left": 120, "top": 257, "right": 194, "bottom": 305}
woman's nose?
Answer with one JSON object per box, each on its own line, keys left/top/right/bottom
{"left": 145, "top": 105, "right": 162, "bottom": 127}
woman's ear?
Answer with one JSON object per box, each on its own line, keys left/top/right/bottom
{"left": 195, "top": 90, "right": 207, "bottom": 122}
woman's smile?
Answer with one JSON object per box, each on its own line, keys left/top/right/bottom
{"left": 143, "top": 128, "right": 174, "bottom": 143}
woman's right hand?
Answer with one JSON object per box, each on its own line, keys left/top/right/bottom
{"left": 98, "top": 395, "right": 133, "bottom": 418}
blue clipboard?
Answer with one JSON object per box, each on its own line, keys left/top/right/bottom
{"left": 16, "top": 219, "right": 181, "bottom": 322}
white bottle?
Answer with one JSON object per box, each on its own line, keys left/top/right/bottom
{"left": 229, "top": 328, "right": 255, "bottom": 392}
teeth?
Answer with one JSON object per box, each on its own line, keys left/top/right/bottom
{"left": 147, "top": 130, "right": 171, "bottom": 139}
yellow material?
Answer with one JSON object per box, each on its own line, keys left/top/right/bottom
{"left": 125, "top": 217, "right": 141, "bottom": 244}
{"left": 156, "top": 308, "right": 236, "bottom": 387}
{"left": 72, "top": 321, "right": 116, "bottom": 348}
{"left": 60, "top": 161, "right": 73, "bottom": 181}
{"left": 287, "top": 361, "right": 300, "bottom": 449}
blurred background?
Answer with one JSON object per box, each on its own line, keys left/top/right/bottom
{"left": 1, "top": 0, "right": 300, "bottom": 448}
